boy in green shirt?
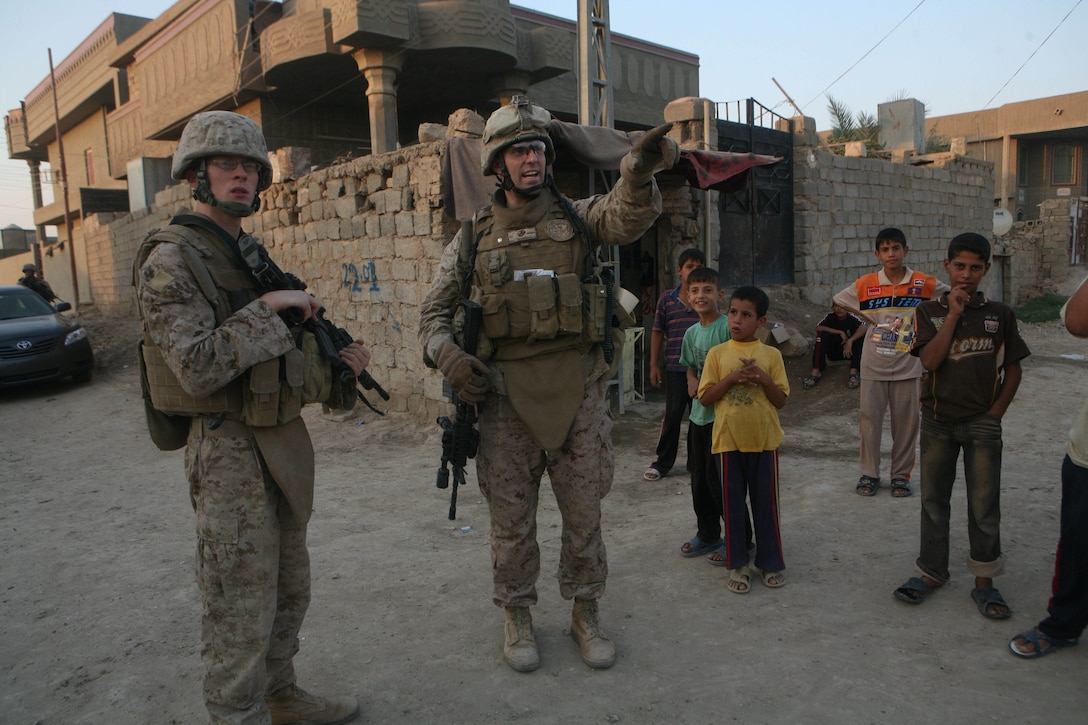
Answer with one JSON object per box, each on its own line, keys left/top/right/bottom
{"left": 677, "top": 268, "right": 752, "bottom": 563}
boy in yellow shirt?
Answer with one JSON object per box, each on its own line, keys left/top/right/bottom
{"left": 698, "top": 286, "right": 790, "bottom": 594}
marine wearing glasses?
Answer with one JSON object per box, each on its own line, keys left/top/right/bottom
{"left": 207, "top": 157, "right": 263, "bottom": 174}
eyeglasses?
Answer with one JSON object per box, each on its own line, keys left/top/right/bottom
{"left": 207, "top": 158, "right": 262, "bottom": 174}
{"left": 506, "top": 141, "right": 547, "bottom": 160}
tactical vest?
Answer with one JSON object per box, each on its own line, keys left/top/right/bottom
{"left": 470, "top": 190, "right": 609, "bottom": 362}
{"left": 134, "top": 223, "right": 326, "bottom": 427}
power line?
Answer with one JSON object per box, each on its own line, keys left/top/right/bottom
{"left": 982, "top": 0, "right": 1082, "bottom": 109}
{"left": 800, "top": 0, "right": 928, "bottom": 113}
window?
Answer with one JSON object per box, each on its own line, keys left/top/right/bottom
{"left": 1051, "top": 143, "right": 1079, "bottom": 186}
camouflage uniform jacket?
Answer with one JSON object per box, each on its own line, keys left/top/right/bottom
{"left": 419, "top": 176, "right": 662, "bottom": 379}
{"left": 136, "top": 225, "right": 295, "bottom": 400}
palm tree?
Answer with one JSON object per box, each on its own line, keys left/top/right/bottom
{"left": 826, "top": 95, "right": 881, "bottom": 152}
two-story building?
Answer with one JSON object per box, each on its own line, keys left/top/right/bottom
{"left": 4, "top": 0, "right": 699, "bottom": 304}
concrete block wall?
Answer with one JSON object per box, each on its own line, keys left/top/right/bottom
{"left": 1002, "top": 198, "right": 1078, "bottom": 302}
{"left": 79, "top": 137, "right": 694, "bottom": 422}
{"left": 1037, "top": 199, "right": 1076, "bottom": 293}
{"left": 654, "top": 177, "right": 702, "bottom": 283}
{"left": 246, "top": 142, "right": 458, "bottom": 420}
{"left": 83, "top": 186, "right": 190, "bottom": 316}
{"left": 793, "top": 148, "right": 993, "bottom": 305}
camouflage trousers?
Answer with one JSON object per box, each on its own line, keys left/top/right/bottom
{"left": 476, "top": 377, "right": 614, "bottom": 607}
{"left": 186, "top": 419, "right": 311, "bottom": 725}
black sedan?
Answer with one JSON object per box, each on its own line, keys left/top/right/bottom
{"left": 0, "top": 285, "right": 94, "bottom": 387}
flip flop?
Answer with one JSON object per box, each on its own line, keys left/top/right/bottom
{"left": 848, "top": 373, "right": 860, "bottom": 389}
{"left": 894, "top": 576, "right": 935, "bottom": 604}
{"left": 972, "top": 587, "right": 1012, "bottom": 620}
{"left": 727, "top": 565, "right": 751, "bottom": 594}
{"left": 802, "top": 375, "right": 821, "bottom": 390}
{"left": 1009, "top": 628, "right": 1078, "bottom": 659}
{"left": 890, "top": 478, "right": 913, "bottom": 498}
{"left": 680, "top": 535, "right": 721, "bottom": 558}
{"left": 643, "top": 467, "right": 662, "bottom": 481}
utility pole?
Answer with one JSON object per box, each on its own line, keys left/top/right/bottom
{"left": 49, "top": 48, "right": 79, "bottom": 306}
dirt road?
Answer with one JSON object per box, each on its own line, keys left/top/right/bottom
{"left": 2, "top": 312, "right": 1087, "bottom": 723}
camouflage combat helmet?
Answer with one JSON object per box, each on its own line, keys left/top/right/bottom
{"left": 172, "top": 111, "right": 272, "bottom": 217}
{"left": 481, "top": 96, "right": 555, "bottom": 177}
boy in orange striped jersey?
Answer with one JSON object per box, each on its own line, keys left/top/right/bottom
{"left": 833, "top": 228, "right": 948, "bottom": 498}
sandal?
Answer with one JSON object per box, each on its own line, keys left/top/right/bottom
{"left": 802, "top": 375, "right": 821, "bottom": 390}
{"left": 643, "top": 467, "right": 662, "bottom": 481}
{"left": 856, "top": 475, "right": 880, "bottom": 496}
{"left": 890, "top": 477, "right": 913, "bottom": 498}
{"left": 1009, "top": 628, "right": 1078, "bottom": 659}
{"left": 971, "top": 587, "right": 1012, "bottom": 620}
{"left": 727, "top": 564, "right": 751, "bottom": 594}
{"left": 759, "top": 569, "right": 786, "bottom": 588}
{"left": 893, "top": 576, "right": 936, "bottom": 604}
{"left": 680, "top": 535, "right": 721, "bottom": 558}
{"left": 706, "top": 544, "right": 728, "bottom": 567}
{"left": 848, "top": 373, "right": 860, "bottom": 389}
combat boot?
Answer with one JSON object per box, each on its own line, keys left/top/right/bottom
{"left": 570, "top": 598, "right": 615, "bottom": 669}
{"left": 266, "top": 683, "right": 360, "bottom": 725}
{"left": 503, "top": 606, "right": 541, "bottom": 672}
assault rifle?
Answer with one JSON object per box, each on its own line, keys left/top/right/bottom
{"left": 230, "top": 227, "right": 390, "bottom": 414}
{"left": 435, "top": 299, "right": 482, "bottom": 520}
{"left": 265, "top": 267, "right": 389, "bottom": 411}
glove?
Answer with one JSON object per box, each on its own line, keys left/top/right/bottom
{"left": 620, "top": 122, "right": 679, "bottom": 185}
{"left": 432, "top": 339, "right": 490, "bottom": 403}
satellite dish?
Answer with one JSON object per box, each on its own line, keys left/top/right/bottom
{"left": 993, "top": 208, "right": 1013, "bottom": 236}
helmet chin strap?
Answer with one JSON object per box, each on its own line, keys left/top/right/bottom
{"left": 192, "top": 161, "right": 261, "bottom": 217}
{"left": 498, "top": 164, "right": 547, "bottom": 199}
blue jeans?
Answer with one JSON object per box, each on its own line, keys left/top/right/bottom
{"left": 916, "top": 413, "right": 1005, "bottom": 584}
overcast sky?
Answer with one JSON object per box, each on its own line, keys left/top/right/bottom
{"left": 2, "top": 0, "right": 1084, "bottom": 229}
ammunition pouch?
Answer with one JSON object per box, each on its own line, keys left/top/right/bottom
{"left": 297, "top": 328, "right": 333, "bottom": 405}
{"left": 140, "top": 337, "right": 244, "bottom": 417}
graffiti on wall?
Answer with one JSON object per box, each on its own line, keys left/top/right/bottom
{"left": 342, "top": 261, "right": 379, "bottom": 293}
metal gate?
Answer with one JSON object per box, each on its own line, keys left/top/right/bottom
{"left": 716, "top": 99, "right": 794, "bottom": 287}
{"left": 1073, "top": 197, "right": 1088, "bottom": 265}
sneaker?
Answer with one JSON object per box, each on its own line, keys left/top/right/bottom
{"left": 266, "top": 684, "right": 359, "bottom": 725}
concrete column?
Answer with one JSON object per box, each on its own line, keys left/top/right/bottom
{"left": 1000, "top": 134, "right": 1015, "bottom": 208}
{"left": 353, "top": 49, "right": 404, "bottom": 155}
{"left": 490, "top": 72, "right": 531, "bottom": 107}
